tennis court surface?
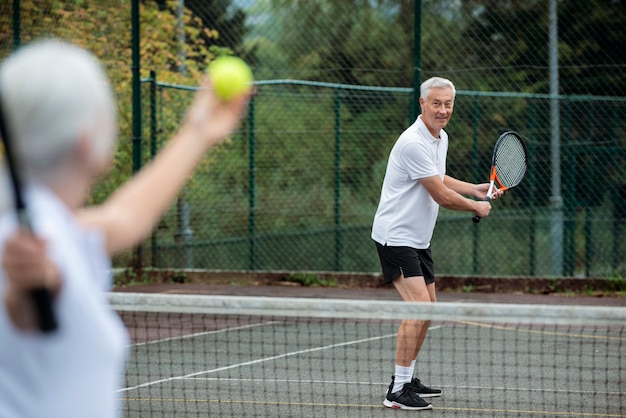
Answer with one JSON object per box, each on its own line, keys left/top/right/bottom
{"left": 110, "top": 293, "right": 626, "bottom": 417}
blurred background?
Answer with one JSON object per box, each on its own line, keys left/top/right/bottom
{"left": 1, "top": 0, "right": 625, "bottom": 278}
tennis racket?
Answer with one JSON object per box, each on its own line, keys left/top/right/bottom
{"left": 472, "top": 131, "right": 528, "bottom": 224}
{"left": 0, "top": 93, "right": 58, "bottom": 333}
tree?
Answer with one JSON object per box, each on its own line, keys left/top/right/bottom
{"left": 455, "top": 0, "right": 549, "bottom": 93}
{"left": 246, "top": 0, "right": 411, "bottom": 86}
{"left": 154, "top": 0, "right": 254, "bottom": 64}
{"left": 559, "top": 0, "right": 626, "bottom": 96}
{"left": 1, "top": 0, "right": 228, "bottom": 204}
{"left": 456, "top": 0, "right": 626, "bottom": 95}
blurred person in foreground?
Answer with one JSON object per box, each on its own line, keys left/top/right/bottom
{"left": 0, "top": 39, "right": 249, "bottom": 418}
{"left": 371, "top": 77, "right": 502, "bottom": 411}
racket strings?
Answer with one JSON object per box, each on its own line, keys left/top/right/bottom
{"left": 494, "top": 135, "right": 527, "bottom": 188}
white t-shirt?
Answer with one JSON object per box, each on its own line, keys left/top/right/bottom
{"left": 371, "top": 115, "right": 448, "bottom": 249}
{"left": 0, "top": 185, "right": 128, "bottom": 418}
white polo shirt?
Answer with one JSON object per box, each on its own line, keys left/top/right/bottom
{"left": 0, "top": 185, "right": 128, "bottom": 418}
{"left": 371, "top": 115, "right": 448, "bottom": 249}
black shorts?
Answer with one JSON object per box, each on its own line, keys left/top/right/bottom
{"left": 374, "top": 241, "right": 435, "bottom": 285}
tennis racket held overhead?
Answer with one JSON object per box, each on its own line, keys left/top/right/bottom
{"left": 472, "top": 131, "right": 529, "bottom": 224}
{"left": 0, "top": 94, "right": 58, "bottom": 333}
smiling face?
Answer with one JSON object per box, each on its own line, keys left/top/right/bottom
{"left": 419, "top": 86, "right": 455, "bottom": 138}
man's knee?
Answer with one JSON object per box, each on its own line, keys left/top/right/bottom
{"left": 426, "top": 283, "right": 437, "bottom": 302}
{"left": 393, "top": 275, "right": 432, "bottom": 302}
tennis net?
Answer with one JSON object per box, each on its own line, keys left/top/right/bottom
{"left": 110, "top": 292, "right": 626, "bottom": 417}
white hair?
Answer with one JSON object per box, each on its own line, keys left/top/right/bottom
{"left": 420, "top": 77, "right": 456, "bottom": 101}
{"left": 0, "top": 39, "right": 117, "bottom": 192}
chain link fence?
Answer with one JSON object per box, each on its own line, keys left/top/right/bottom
{"left": 146, "top": 79, "right": 626, "bottom": 278}
{"left": 2, "top": 0, "right": 625, "bottom": 278}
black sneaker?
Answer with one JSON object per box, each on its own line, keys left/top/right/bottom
{"left": 410, "top": 378, "right": 442, "bottom": 398}
{"left": 383, "top": 376, "right": 433, "bottom": 410}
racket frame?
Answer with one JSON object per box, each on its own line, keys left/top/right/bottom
{"left": 473, "top": 131, "right": 528, "bottom": 223}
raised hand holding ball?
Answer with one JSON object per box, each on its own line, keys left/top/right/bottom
{"left": 208, "top": 56, "right": 253, "bottom": 101}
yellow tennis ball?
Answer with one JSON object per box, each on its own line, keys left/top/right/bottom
{"left": 208, "top": 56, "right": 253, "bottom": 101}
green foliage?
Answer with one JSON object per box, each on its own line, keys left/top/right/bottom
{"left": 559, "top": 0, "right": 626, "bottom": 96}
{"left": 462, "top": 284, "right": 475, "bottom": 293}
{"left": 246, "top": 0, "right": 414, "bottom": 86}
{"left": 286, "top": 273, "right": 337, "bottom": 288}
{"left": 545, "top": 278, "right": 563, "bottom": 294}
{"left": 183, "top": 0, "right": 254, "bottom": 61}
{"left": 3, "top": 1, "right": 624, "bottom": 277}
{"left": 168, "top": 270, "right": 189, "bottom": 284}
{"left": 456, "top": 0, "right": 626, "bottom": 96}
{"left": 1, "top": 0, "right": 250, "bottom": 206}
{"left": 114, "top": 268, "right": 150, "bottom": 287}
{"left": 607, "top": 272, "right": 626, "bottom": 292}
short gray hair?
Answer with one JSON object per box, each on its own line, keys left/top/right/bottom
{"left": 420, "top": 77, "right": 456, "bottom": 101}
{"left": 0, "top": 39, "right": 117, "bottom": 181}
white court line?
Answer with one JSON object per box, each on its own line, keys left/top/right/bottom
{"left": 119, "top": 324, "right": 446, "bottom": 393}
{"left": 188, "top": 377, "right": 388, "bottom": 386}
{"left": 130, "top": 321, "right": 279, "bottom": 348}
{"left": 184, "top": 377, "right": 622, "bottom": 397}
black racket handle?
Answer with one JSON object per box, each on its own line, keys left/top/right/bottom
{"left": 17, "top": 213, "right": 58, "bottom": 334}
{"left": 31, "top": 287, "right": 58, "bottom": 333}
{"left": 472, "top": 195, "right": 492, "bottom": 224}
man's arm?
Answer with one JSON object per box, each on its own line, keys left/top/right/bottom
{"left": 444, "top": 175, "right": 504, "bottom": 201}
{"left": 443, "top": 175, "right": 482, "bottom": 198}
{"left": 77, "top": 78, "right": 249, "bottom": 255}
{"left": 420, "top": 175, "right": 492, "bottom": 217}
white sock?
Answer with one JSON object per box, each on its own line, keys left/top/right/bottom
{"left": 392, "top": 364, "right": 413, "bottom": 393}
{"left": 410, "top": 359, "right": 416, "bottom": 378}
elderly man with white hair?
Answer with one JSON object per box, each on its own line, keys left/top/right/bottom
{"left": 372, "top": 76, "right": 502, "bottom": 411}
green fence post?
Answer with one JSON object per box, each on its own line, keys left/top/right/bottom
{"left": 471, "top": 94, "right": 479, "bottom": 275}
{"left": 562, "top": 99, "right": 575, "bottom": 276}
{"left": 12, "top": 0, "right": 20, "bottom": 50}
{"left": 248, "top": 96, "right": 257, "bottom": 270}
{"left": 528, "top": 100, "right": 537, "bottom": 276}
{"left": 584, "top": 205, "right": 592, "bottom": 277}
{"left": 131, "top": 0, "right": 143, "bottom": 269}
{"left": 583, "top": 101, "right": 596, "bottom": 277}
{"left": 412, "top": 0, "right": 422, "bottom": 121}
{"left": 334, "top": 89, "right": 343, "bottom": 271}
{"left": 611, "top": 104, "right": 620, "bottom": 271}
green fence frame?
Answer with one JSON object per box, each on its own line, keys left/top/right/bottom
{"left": 139, "top": 75, "right": 626, "bottom": 277}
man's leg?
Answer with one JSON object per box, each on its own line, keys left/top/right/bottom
{"left": 404, "top": 281, "right": 436, "bottom": 363}
{"left": 405, "top": 282, "right": 441, "bottom": 398}
{"left": 383, "top": 274, "right": 435, "bottom": 410}
{"left": 392, "top": 274, "right": 433, "bottom": 369}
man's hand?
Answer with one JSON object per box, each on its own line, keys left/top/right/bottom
{"left": 2, "top": 232, "right": 61, "bottom": 331}
{"left": 473, "top": 200, "right": 493, "bottom": 218}
{"left": 181, "top": 77, "right": 252, "bottom": 147}
{"left": 475, "top": 183, "right": 504, "bottom": 201}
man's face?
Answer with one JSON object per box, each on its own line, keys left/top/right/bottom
{"left": 419, "top": 87, "right": 455, "bottom": 137}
